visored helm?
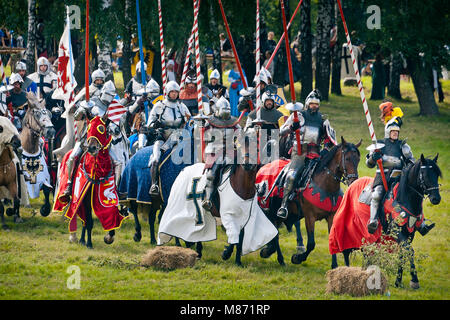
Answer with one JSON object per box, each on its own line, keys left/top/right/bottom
{"left": 165, "top": 80, "right": 180, "bottom": 101}
{"left": 15, "top": 61, "right": 27, "bottom": 72}
{"left": 146, "top": 79, "right": 160, "bottom": 98}
{"left": 37, "top": 57, "right": 50, "bottom": 76}
{"left": 261, "top": 91, "right": 276, "bottom": 109}
{"left": 384, "top": 117, "right": 401, "bottom": 139}
{"left": 214, "top": 96, "right": 231, "bottom": 120}
{"left": 305, "top": 89, "right": 321, "bottom": 112}
{"left": 92, "top": 69, "right": 106, "bottom": 88}
{"left": 135, "top": 61, "right": 147, "bottom": 73}
{"left": 210, "top": 69, "right": 220, "bottom": 80}
{"left": 100, "top": 80, "right": 116, "bottom": 105}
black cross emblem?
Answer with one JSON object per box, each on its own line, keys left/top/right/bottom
{"left": 341, "top": 46, "right": 352, "bottom": 74}
{"left": 186, "top": 177, "right": 205, "bottom": 225}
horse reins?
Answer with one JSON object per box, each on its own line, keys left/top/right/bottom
{"left": 323, "top": 146, "right": 358, "bottom": 186}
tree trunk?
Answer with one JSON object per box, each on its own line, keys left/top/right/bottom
{"left": 315, "top": 0, "right": 333, "bottom": 100}
{"left": 122, "top": 0, "right": 133, "bottom": 87}
{"left": 388, "top": 52, "right": 402, "bottom": 100}
{"left": 407, "top": 57, "right": 439, "bottom": 115}
{"left": 25, "top": 0, "right": 37, "bottom": 74}
{"left": 330, "top": 3, "right": 341, "bottom": 95}
{"left": 299, "top": 0, "right": 312, "bottom": 101}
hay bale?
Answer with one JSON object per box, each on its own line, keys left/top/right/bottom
{"left": 326, "top": 266, "right": 388, "bottom": 297}
{"left": 141, "top": 246, "right": 198, "bottom": 270}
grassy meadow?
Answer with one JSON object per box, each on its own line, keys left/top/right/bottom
{"left": 0, "top": 71, "right": 449, "bottom": 300}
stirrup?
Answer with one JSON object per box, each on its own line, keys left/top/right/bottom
{"left": 367, "top": 219, "right": 379, "bottom": 234}
{"left": 277, "top": 207, "right": 288, "bottom": 220}
{"left": 202, "top": 199, "right": 212, "bottom": 211}
{"left": 149, "top": 184, "right": 159, "bottom": 196}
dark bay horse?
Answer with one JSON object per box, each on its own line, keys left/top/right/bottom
{"left": 257, "top": 137, "right": 362, "bottom": 267}
{"left": 329, "top": 155, "right": 441, "bottom": 289}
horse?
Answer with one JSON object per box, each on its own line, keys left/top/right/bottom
{"left": 256, "top": 137, "right": 362, "bottom": 267}
{"left": 0, "top": 116, "right": 28, "bottom": 228}
{"left": 52, "top": 115, "right": 127, "bottom": 248}
{"left": 157, "top": 136, "right": 278, "bottom": 266}
{"left": 119, "top": 122, "right": 195, "bottom": 245}
{"left": 329, "top": 154, "right": 441, "bottom": 289}
{"left": 20, "top": 92, "right": 55, "bottom": 217}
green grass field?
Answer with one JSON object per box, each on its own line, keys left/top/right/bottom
{"left": 0, "top": 72, "right": 449, "bottom": 300}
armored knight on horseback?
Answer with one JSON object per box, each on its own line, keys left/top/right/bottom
{"left": 201, "top": 96, "right": 241, "bottom": 211}
{"left": 148, "top": 80, "right": 191, "bottom": 196}
{"left": 366, "top": 117, "right": 435, "bottom": 236}
{"left": 123, "top": 61, "right": 151, "bottom": 106}
{"left": 28, "top": 57, "right": 58, "bottom": 102}
{"left": 60, "top": 81, "right": 123, "bottom": 200}
{"left": 276, "top": 89, "right": 337, "bottom": 219}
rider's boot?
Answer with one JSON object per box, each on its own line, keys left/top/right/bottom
{"left": 417, "top": 219, "right": 435, "bottom": 236}
{"left": 149, "top": 161, "right": 160, "bottom": 196}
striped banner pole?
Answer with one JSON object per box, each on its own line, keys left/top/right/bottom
{"left": 281, "top": 0, "right": 301, "bottom": 156}
{"left": 158, "top": 0, "right": 167, "bottom": 91}
{"left": 136, "top": 0, "right": 148, "bottom": 119}
{"left": 336, "top": 0, "right": 387, "bottom": 190}
{"left": 181, "top": 0, "right": 201, "bottom": 89}
{"left": 193, "top": 0, "right": 202, "bottom": 114}
{"left": 180, "top": 29, "right": 195, "bottom": 88}
{"left": 85, "top": 0, "right": 90, "bottom": 101}
{"left": 255, "top": 0, "right": 261, "bottom": 111}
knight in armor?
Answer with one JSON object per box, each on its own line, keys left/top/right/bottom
{"left": 179, "top": 71, "right": 210, "bottom": 116}
{"left": 276, "top": 89, "right": 337, "bottom": 219}
{"left": 28, "top": 57, "right": 58, "bottom": 101}
{"left": 205, "top": 69, "right": 228, "bottom": 99}
{"left": 201, "top": 97, "right": 241, "bottom": 211}
{"left": 148, "top": 81, "right": 191, "bottom": 196}
{"left": 13, "top": 61, "right": 37, "bottom": 94}
{"left": 237, "top": 67, "right": 272, "bottom": 114}
{"left": 60, "top": 81, "right": 121, "bottom": 199}
{"left": 126, "top": 79, "right": 162, "bottom": 149}
{"left": 90, "top": 69, "right": 106, "bottom": 99}
{"left": 5, "top": 73, "right": 28, "bottom": 131}
{"left": 124, "top": 61, "right": 151, "bottom": 105}
{"left": 365, "top": 117, "right": 434, "bottom": 236}
{"left": 243, "top": 90, "right": 283, "bottom": 131}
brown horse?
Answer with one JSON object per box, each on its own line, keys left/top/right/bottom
{"left": 258, "top": 137, "right": 361, "bottom": 267}
{"left": 0, "top": 117, "right": 24, "bottom": 228}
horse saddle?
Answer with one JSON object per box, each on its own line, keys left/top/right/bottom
{"left": 295, "top": 159, "right": 319, "bottom": 192}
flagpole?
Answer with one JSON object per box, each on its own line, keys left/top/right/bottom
{"left": 135, "top": 0, "right": 148, "bottom": 119}
{"left": 217, "top": 0, "right": 254, "bottom": 111}
{"left": 281, "top": 0, "right": 301, "bottom": 156}
{"left": 66, "top": 6, "right": 75, "bottom": 92}
{"left": 85, "top": 0, "right": 90, "bottom": 101}
{"left": 157, "top": 0, "right": 167, "bottom": 91}
{"left": 336, "top": 0, "right": 387, "bottom": 190}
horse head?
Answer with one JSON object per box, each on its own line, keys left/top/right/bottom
{"left": 86, "top": 114, "right": 111, "bottom": 157}
{"left": 25, "top": 92, "right": 55, "bottom": 139}
{"left": 337, "top": 136, "right": 362, "bottom": 186}
{"left": 418, "top": 154, "right": 442, "bottom": 205}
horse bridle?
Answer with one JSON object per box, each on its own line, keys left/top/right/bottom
{"left": 24, "top": 108, "right": 49, "bottom": 137}
{"left": 325, "top": 146, "right": 358, "bottom": 186}
{"left": 408, "top": 165, "right": 440, "bottom": 199}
